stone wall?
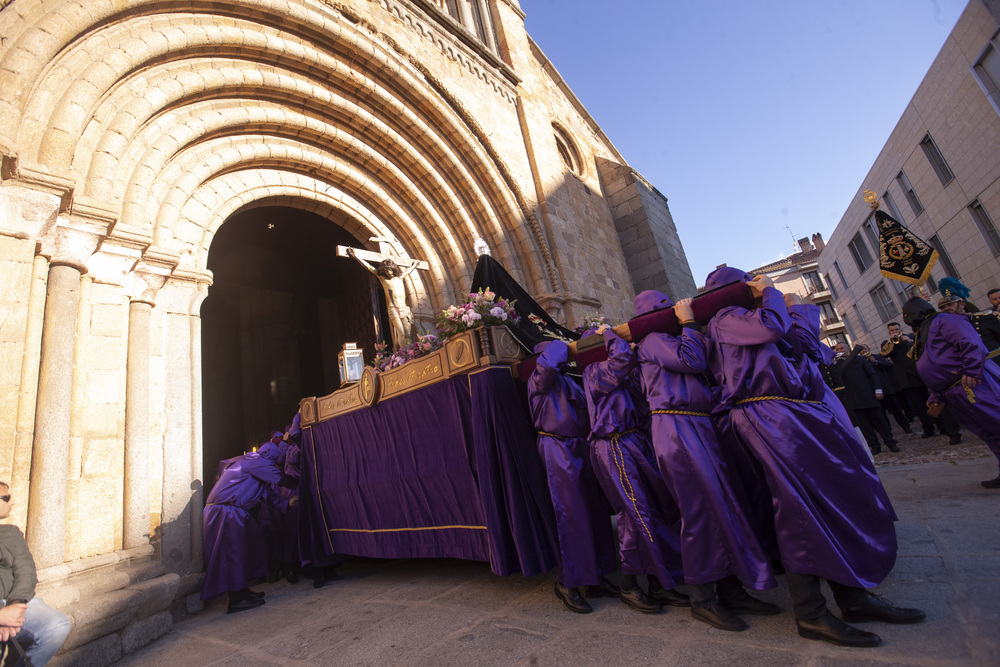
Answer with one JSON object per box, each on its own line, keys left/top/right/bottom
{"left": 0, "top": 1, "right": 697, "bottom": 661}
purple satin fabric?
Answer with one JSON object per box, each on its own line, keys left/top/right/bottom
{"left": 530, "top": 354, "right": 616, "bottom": 588}
{"left": 584, "top": 331, "right": 683, "bottom": 586}
{"left": 918, "top": 314, "right": 1000, "bottom": 471}
{"left": 707, "top": 289, "right": 898, "bottom": 588}
{"left": 201, "top": 454, "right": 283, "bottom": 599}
{"left": 637, "top": 327, "right": 775, "bottom": 588}
{"left": 298, "top": 369, "right": 560, "bottom": 576}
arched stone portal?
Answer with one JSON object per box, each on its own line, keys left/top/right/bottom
{"left": 0, "top": 0, "right": 694, "bottom": 661}
{"left": 202, "top": 205, "right": 390, "bottom": 477}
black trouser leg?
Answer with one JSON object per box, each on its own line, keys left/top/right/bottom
{"left": 785, "top": 571, "right": 829, "bottom": 621}
{"left": 903, "top": 386, "right": 935, "bottom": 434}
{"left": 853, "top": 410, "right": 882, "bottom": 452}
{"left": 828, "top": 581, "right": 869, "bottom": 610}
{"left": 689, "top": 583, "right": 717, "bottom": 608}
{"left": 716, "top": 575, "right": 744, "bottom": 599}
{"left": 939, "top": 407, "right": 961, "bottom": 437}
{"left": 883, "top": 395, "right": 909, "bottom": 430}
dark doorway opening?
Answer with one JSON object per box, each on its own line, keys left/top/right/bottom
{"left": 201, "top": 206, "right": 386, "bottom": 484}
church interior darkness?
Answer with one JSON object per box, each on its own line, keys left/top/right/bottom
{"left": 201, "top": 206, "right": 387, "bottom": 483}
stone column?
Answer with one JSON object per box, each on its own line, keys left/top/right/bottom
{"left": 121, "top": 267, "right": 168, "bottom": 550}
{"left": 123, "top": 299, "right": 152, "bottom": 548}
{"left": 26, "top": 262, "right": 82, "bottom": 567}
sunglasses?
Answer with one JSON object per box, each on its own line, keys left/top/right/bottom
{"left": 0, "top": 496, "right": 9, "bottom": 503}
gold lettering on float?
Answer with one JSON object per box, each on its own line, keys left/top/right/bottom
{"left": 335, "top": 392, "right": 360, "bottom": 409}
{"left": 384, "top": 360, "right": 441, "bottom": 390}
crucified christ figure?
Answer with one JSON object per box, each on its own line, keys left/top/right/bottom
{"left": 346, "top": 246, "right": 421, "bottom": 350}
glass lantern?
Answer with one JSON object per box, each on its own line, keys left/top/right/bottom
{"left": 338, "top": 342, "right": 365, "bottom": 386}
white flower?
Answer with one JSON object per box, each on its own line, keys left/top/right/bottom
{"left": 489, "top": 306, "right": 506, "bottom": 320}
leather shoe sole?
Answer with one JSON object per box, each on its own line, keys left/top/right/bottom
{"left": 982, "top": 476, "right": 1000, "bottom": 489}
{"left": 691, "top": 603, "right": 747, "bottom": 631}
{"left": 555, "top": 583, "right": 592, "bottom": 614}
{"left": 720, "top": 594, "right": 781, "bottom": 616}
{"left": 586, "top": 576, "right": 621, "bottom": 598}
{"left": 841, "top": 604, "right": 926, "bottom": 625}
{"left": 227, "top": 597, "right": 265, "bottom": 614}
{"left": 797, "top": 614, "right": 880, "bottom": 647}
{"left": 649, "top": 588, "right": 691, "bottom": 607}
{"left": 620, "top": 588, "right": 662, "bottom": 614}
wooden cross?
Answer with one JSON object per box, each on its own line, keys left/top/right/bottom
{"left": 335, "top": 237, "right": 429, "bottom": 271}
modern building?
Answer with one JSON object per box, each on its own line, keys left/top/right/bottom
{"left": 819, "top": 0, "right": 1000, "bottom": 350}
{"left": 749, "top": 233, "right": 849, "bottom": 348}
{"left": 0, "top": 1, "right": 696, "bottom": 662}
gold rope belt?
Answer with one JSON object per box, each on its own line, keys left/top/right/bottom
{"left": 652, "top": 408, "right": 711, "bottom": 417}
{"left": 735, "top": 396, "right": 823, "bottom": 406}
{"left": 943, "top": 376, "right": 977, "bottom": 404}
{"left": 607, "top": 430, "right": 653, "bottom": 544}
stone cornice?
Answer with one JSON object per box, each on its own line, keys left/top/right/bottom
{"left": 374, "top": 0, "right": 520, "bottom": 103}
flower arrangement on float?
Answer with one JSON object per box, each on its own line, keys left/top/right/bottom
{"left": 574, "top": 312, "right": 613, "bottom": 335}
{"left": 434, "top": 288, "right": 519, "bottom": 338}
{"left": 371, "top": 334, "right": 443, "bottom": 372}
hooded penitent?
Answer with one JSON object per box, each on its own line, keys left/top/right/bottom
{"left": 704, "top": 267, "right": 751, "bottom": 292}
{"left": 633, "top": 290, "right": 674, "bottom": 317}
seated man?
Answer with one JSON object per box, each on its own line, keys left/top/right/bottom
{"left": 0, "top": 481, "right": 71, "bottom": 666}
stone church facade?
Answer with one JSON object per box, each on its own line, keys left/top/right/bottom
{"left": 0, "top": 0, "right": 695, "bottom": 662}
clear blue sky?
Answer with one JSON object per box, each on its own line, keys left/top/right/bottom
{"left": 523, "top": 0, "right": 969, "bottom": 288}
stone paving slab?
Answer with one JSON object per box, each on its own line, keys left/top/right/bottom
{"left": 116, "top": 434, "right": 1000, "bottom": 666}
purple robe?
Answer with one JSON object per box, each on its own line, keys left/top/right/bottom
{"left": 707, "top": 287, "right": 897, "bottom": 588}
{"left": 638, "top": 325, "right": 775, "bottom": 589}
{"left": 528, "top": 342, "right": 617, "bottom": 588}
{"left": 916, "top": 313, "right": 1000, "bottom": 472}
{"left": 202, "top": 453, "right": 283, "bottom": 599}
{"left": 584, "top": 330, "right": 683, "bottom": 587}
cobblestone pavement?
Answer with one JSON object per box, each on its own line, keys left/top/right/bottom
{"left": 117, "top": 426, "right": 1000, "bottom": 667}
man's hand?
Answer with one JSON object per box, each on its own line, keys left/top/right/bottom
{"left": 595, "top": 324, "right": 610, "bottom": 335}
{"left": 962, "top": 374, "right": 981, "bottom": 389}
{"left": 0, "top": 626, "right": 16, "bottom": 641}
{"left": 0, "top": 602, "right": 27, "bottom": 632}
{"left": 674, "top": 298, "right": 694, "bottom": 323}
{"left": 784, "top": 292, "right": 803, "bottom": 307}
{"left": 289, "top": 496, "right": 299, "bottom": 507}
{"left": 875, "top": 389, "right": 884, "bottom": 400}
{"left": 747, "top": 275, "right": 773, "bottom": 297}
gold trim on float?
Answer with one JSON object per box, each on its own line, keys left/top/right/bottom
{"left": 329, "top": 524, "right": 488, "bottom": 533}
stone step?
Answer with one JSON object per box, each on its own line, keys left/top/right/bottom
{"left": 49, "top": 571, "right": 179, "bottom": 667}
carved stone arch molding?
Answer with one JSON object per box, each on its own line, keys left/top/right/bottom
{"left": 0, "top": 0, "right": 562, "bottom": 303}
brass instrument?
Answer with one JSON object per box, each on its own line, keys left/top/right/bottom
{"left": 891, "top": 335, "right": 901, "bottom": 344}
{"left": 880, "top": 339, "right": 895, "bottom": 355}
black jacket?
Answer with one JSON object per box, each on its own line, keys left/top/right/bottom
{"left": 832, "top": 346, "right": 882, "bottom": 411}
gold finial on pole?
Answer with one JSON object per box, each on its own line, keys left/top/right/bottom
{"left": 863, "top": 189, "right": 881, "bottom": 211}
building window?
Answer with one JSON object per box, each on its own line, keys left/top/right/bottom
{"left": 852, "top": 304, "right": 869, "bottom": 333}
{"left": 469, "top": 0, "right": 489, "bottom": 45}
{"left": 969, "top": 199, "right": 1000, "bottom": 257}
{"left": 829, "top": 332, "right": 849, "bottom": 347}
{"left": 803, "top": 271, "right": 824, "bottom": 295}
{"left": 928, "top": 234, "right": 959, "bottom": 279}
{"left": 972, "top": 30, "right": 1000, "bottom": 117}
{"left": 883, "top": 190, "right": 904, "bottom": 223}
{"left": 897, "top": 170, "right": 923, "bottom": 216}
{"left": 824, "top": 274, "right": 839, "bottom": 299}
{"left": 843, "top": 314, "right": 858, "bottom": 342}
{"left": 444, "top": 0, "right": 461, "bottom": 20}
{"left": 920, "top": 133, "right": 954, "bottom": 186}
{"left": 834, "top": 260, "right": 848, "bottom": 290}
{"left": 848, "top": 232, "right": 874, "bottom": 273}
{"left": 553, "top": 124, "right": 583, "bottom": 176}
{"left": 819, "top": 301, "right": 839, "bottom": 326}
{"left": 870, "top": 281, "right": 900, "bottom": 322}
{"left": 863, "top": 214, "right": 880, "bottom": 252}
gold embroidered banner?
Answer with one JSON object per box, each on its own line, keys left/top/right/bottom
{"left": 876, "top": 209, "right": 938, "bottom": 286}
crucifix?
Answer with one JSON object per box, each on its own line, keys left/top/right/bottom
{"left": 337, "top": 237, "right": 429, "bottom": 350}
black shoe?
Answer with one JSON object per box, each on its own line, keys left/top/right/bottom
{"left": 227, "top": 597, "right": 266, "bottom": 614}
{"left": 982, "top": 476, "right": 1000, "bottom": 489}
{"left": 586, "top": 575, "right": 620, "bottom": 598}
{"left": 797, "top": 612, "right": 880, "bottom": 647}
{"left": 555, "top": 582, "right": 592, "bottom": 614}
{"left": 246, "top": 589, "right": 265, "bottom": 600}
{"left": 620, "top": 586, "right": 663, "bottom": 614}
{"left": 903, "top": 426, "right": 913, "bottom": 434}
{"left": 648, "top": 586, "right": 691, "bottom": 607}
{"left": 691, "top": 602, "right": 747, "bottom": 631}
{"left": 719, "top": 589, "right": 781, "bottom": 615}
{"left": 266, "top": 571, "right": 280, "bottom": 583}
{"left": 840, "top": 593, "right": 926, "bottom": 624}
{"left": 870, "top": 447, "right": 882, "bottom": 455}
{"left": 886, "top": 442, "right": 900, "bottom": 453}
{"left": 286, "top": 572, "right": 299, "bottom": 584}
{"left": 921, "top": 431, "right": 936, "bottom": 439}
{"left": 949, "top": 435, "right": 963, "bottom": 445}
